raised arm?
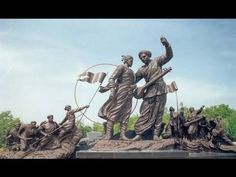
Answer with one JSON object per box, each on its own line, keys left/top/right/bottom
{"left": 73, "top": 105, "right": 90, "bottom": 113}
{"left": 158, "top": 37, "right": 173, "bottom": 66}
{"left": 196, "top": 105, "right": 205, "bottom": 115}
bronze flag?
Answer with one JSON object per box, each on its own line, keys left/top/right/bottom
{"left": 166, "top": 81, "right": 178, "bottom": 93}
{"left": 78, "top": 72, "right": 107, "bottom": 84}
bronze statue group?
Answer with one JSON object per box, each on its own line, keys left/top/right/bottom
{"left": 97, "top": 36, "right": 236, "bottom": 152}
{"left": 5, "top": 105, "right": 89, "bottom": 152}
{"left": 5, "top": 36, "right": 236, "bottom": 153}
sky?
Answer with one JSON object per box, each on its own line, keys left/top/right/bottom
{"left": 0, "top": 19, "right": 236, "bottom": 125}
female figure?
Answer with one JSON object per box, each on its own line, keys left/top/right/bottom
{"left": 98, "top": 55, "right": 136, "bottom": 140}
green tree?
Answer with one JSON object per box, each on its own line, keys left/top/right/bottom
{"left": 0, "top": 111, "right": 21, "bottom": 148}
{"left": 127, "top": 114, "right": 138, "bottom": 130}
{"left": 203, "top": 104, "right": 235, "bottom": 120}
{"left": 92, "top": 122, "right": 104, "bottom": 133}
{"left": 113, "top": 123, "right": 120, "bottom": 134}
{"left": 196, "top": 104, "right": 236, "bottom": 141}
{"left": 113, "top": 115, "right": 139, "bottom": 134}
{"left": 76, "top": 121, "right": 92, "bottom": 137}
{"left": 162, "top": 111, "right": 169, "bottom": 125}
{"left": 225, "top": 115, "right": 236, "bottom": 141}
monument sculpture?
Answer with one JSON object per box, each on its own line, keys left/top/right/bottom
{"left": 1, "top": 36, "right": 236, "bottom": 159}
{"left": 82, "top": 36, "right": 236, "bottom": 157}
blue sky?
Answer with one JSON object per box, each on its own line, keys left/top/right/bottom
{"left": 0, "top": 19, "right": 236, "bottom": 125}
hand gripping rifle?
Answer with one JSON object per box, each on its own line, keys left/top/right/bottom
{"left": 28, "top": 124, "right": 65, "bottom": 150}
{"left": 133, "top": 67, "right": 172, "bottom": 99}
{"left": 183, "top": 116, "right": 205, "bottom": 128}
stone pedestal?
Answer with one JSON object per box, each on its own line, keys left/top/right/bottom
{"left": 76, "top": 150, "right": 236, "bottom": 159}
{"left": 76, "top": 139, "right": 236, "bottom": 159}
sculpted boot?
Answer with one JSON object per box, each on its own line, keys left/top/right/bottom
{"left": 119, "top": 123, "right": 129, "bottom": 140}
{"left": 103, "top": 121, "right": 114, "bottom": 140}
{"left": 153, "top": 122, "right": 166, "bottom": 141}
{"left": 153, "top": 129, "right": 161, "bottom": 141}
{"left": 153, "top": 135, "right": 161, "bottom": 141}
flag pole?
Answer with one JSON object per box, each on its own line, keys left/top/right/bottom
{"left": 175, "top": 91, "right": 179, "bottom": 113}
{"left": 74, "top": 63, "right": 117, "bottom": 123}
{"left": 78, "top": 72, "right": 107, "bottom": 123}
{"left": 78, "top": 83, "right": 102, "bottom": 123}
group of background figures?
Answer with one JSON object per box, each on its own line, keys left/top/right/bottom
{"left": 157, "top": 105, "right": 234, "bottom": 149}
{"left": 5, "top": 36, "right": 236, "bottom": 153}
{"left": 5, "top": 105, "right": 88, "bottom": 151}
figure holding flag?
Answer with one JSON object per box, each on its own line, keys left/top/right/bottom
{"left": 98, "top": 55, "right": 136, "bottom": 140}
{"left": 76, "top": 66, "right": 108, "bottom": 123}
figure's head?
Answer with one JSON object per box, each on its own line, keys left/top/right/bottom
{"left": 15, "top": 123, "right": 21, "bottom": 130}
{"left": 65, "top": 105, "right": 71, "bottom": 111}
{"left": 189, "top": 107, "right": 194, "bottom": 113}
{"left": 30, "top": 121, "right": 37, "bottom": 128}
{"left": 121, "top": 55, "right": 133, "bottom": 67}
{"left": 138, "top": 50, "right": 152, "bottom": 64}
{"left": 47, "top": 114, "right": 54, "bottom": 123}
{"left": 169, "top": 106, "right": 175, "bottom": 112}
{"left": 180, "top": 107, "right": 184, "bottom": 113}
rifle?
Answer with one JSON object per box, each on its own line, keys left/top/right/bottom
{"left": 134, "top": 67, "right": 172, "bottom": 99}
{"left": 28, "top": 124, "right": 64, "bottom": 149}
{"left": 183, "top": 116, "right": 205, "bottom": 127}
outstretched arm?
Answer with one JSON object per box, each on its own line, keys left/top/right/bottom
{"left": 73, "top": 105, "right": 90, "bottom": 113}
{"left": 196, "top": 105, "right": 205, "bottom": 115}
{"left": 158, "top": 37, "right": 173, "bottom": 66}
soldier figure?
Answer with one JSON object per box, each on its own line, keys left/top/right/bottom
{"left": 35, "top": 115, "right": 61, "bottom": 150}
{"left": 133, "top": 36, "right": 173, "bottom": 141}
{"left": 18, "top": 121, "right": 38, "bottom": 151}
{"left": 5, "top": 123, "right": 21, "bottom": 149}
{"left": 59, "top": 105, "right": 89, "bottom": 138}
{"left": 209, "top": 119, "right": 234, "bottom": 148}
{"left": 162, "top": 107, "right": 176, "bottom": 139}
{"left": 162, "top": 107, "right": 186, "bottom": 141}
{"left": 187, "top": 105, "right": 205, "bottom": 140}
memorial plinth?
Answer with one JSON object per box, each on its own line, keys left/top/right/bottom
{"left": 76, "top": 139, "right": 236, "bottom": 159}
